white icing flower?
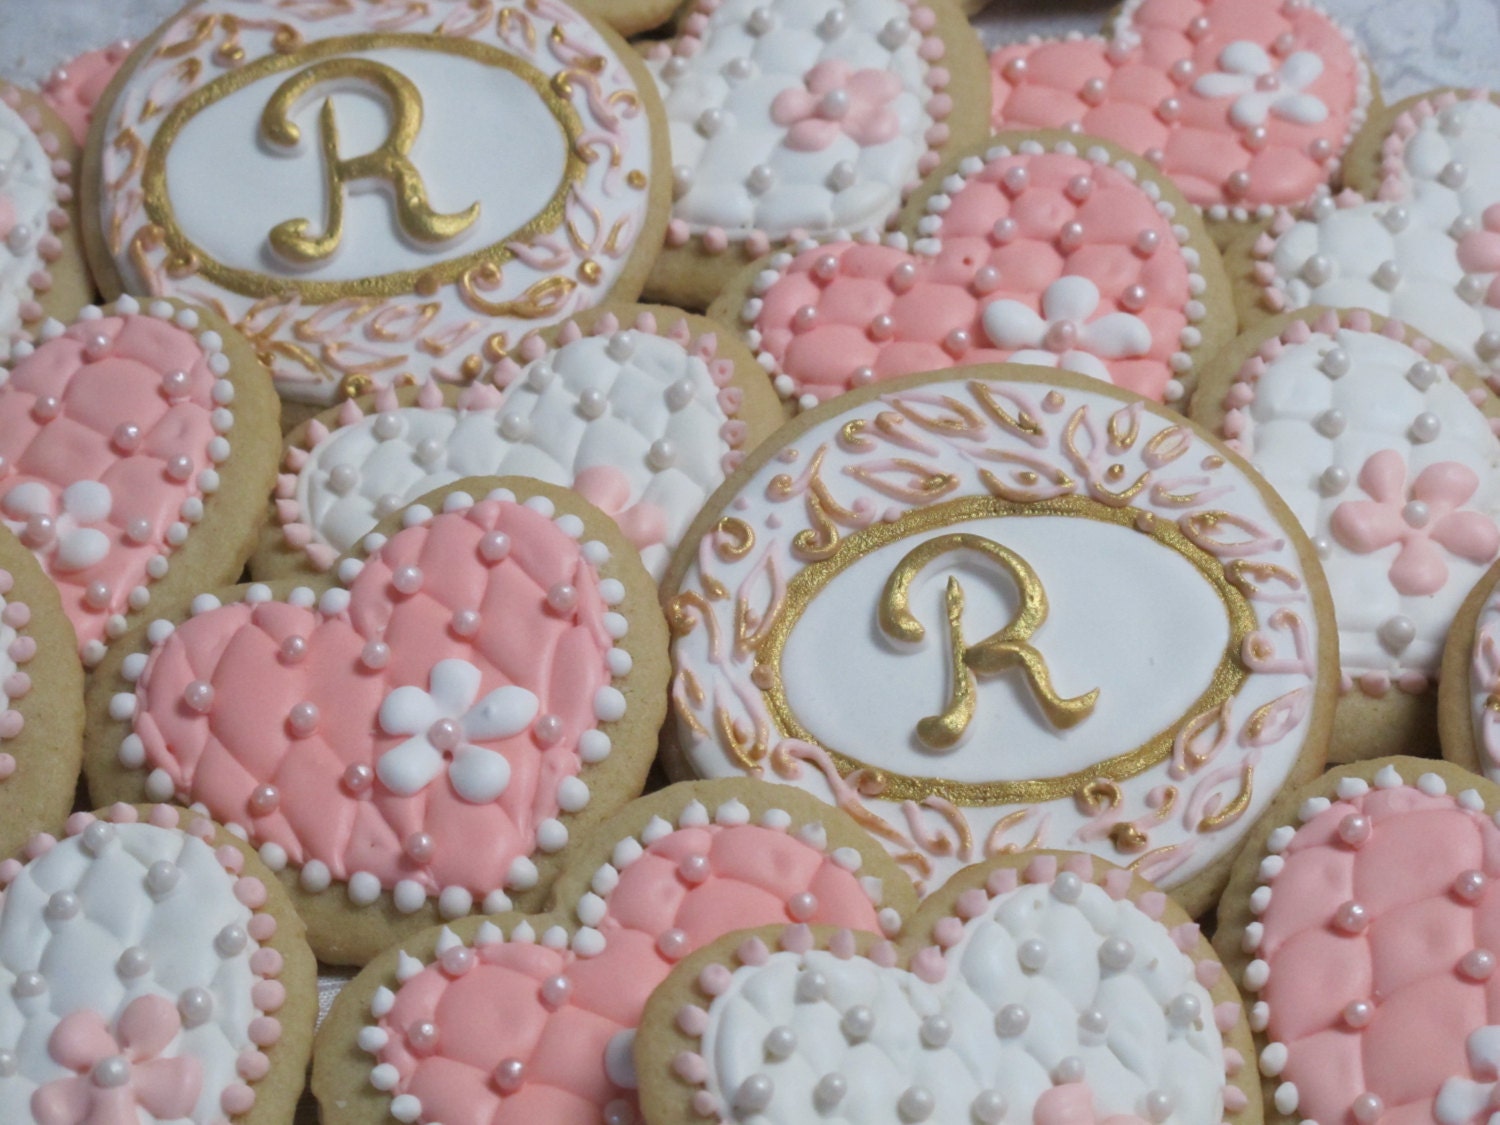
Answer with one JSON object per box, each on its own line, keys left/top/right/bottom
{"left": 376, "top": 659, "right": 539, "bottom": 804}
{"left": 1437, "top": 1026, "right": 1500, "bottom": 1125}
{"left": 1, "top": 480, "right": 113, "bottom": 572}
{"left": 980, "top": 277, "right": 1152, "bottom": 383}
{"left": 1193, "top": 41, "right": 1329, "bottom": 129}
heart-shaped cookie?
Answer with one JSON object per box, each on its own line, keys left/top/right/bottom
{"left": 0, "top": 802, "right": 316, "bottom": 1125}
{"left": 87, "top": 479, "right": 668, "bottom": 964}
{"left": 314, "top": 779, "right": 917, "bottom": 1125}
{"left": 253, "top": 305, "right": 784, "bottom": 582}
{"left": 1242, "top": 90, "right": 1500, "bottom": 386}
{"left": 640, "top": 0, "right": 988, "bottom": 307}
{"left": 0, "top": 297, "right": 281, "bottom": 666}
{"left": 639, "top": 850, "right": 1258, "bottom": 1124}
{"left": 1193, "top": 307, "right": 1500, "bottom": 763}
{"left": 989, "top": 0, "right": 1372, "bottom": 229}
{"left": 710, "top": 134, "right": 1233, "bottom": 411}
{"left": 1216, "top": 758, "right": 1500, "bottom": 1125}
{"left": 0, "top": 83, "right": 89, "bottom": 344}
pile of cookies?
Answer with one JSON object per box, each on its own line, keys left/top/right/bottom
{"left": 0, "top": 0, "right": 1497, "bottom": 1122}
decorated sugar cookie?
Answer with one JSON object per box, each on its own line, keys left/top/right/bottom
{"left": 990, "top": 0, "right": 1372, "bottom": 231}
{"left": 1216, "top": 758, "right": 1500, "bottom": 1125}
{"left": 1240, "top": 90, "right": 1500, "bottom": 386}
{"left": 640, "top": 0, "right": 989, "bottom": 308}
{"left": 1438, "top": 558, "right": 1500, "bottom": 785}
{"left": 39, "top": 41, "right": 133, "bottom": 145}
{"left": 1194, "top": 307, "right": 1500, "bottom": 763}
{"left": 0, "top": 297, "right": 282, "bottom": 667}
{"left": 86, "top": 479, "right": 669, "bottom": 965}
{"left": 252, "top": 305, "right": 784, "bottom": 582}
{"left": 0, "top": 84, "right": 90, "bottom": 344}
{"left": 313, "top": 779, "right": 916, "bottom": 1125}
{"left": 84, "top": 0, "right": 671, "bottom": 407}
{"left": 662, "top": 366, "right": 1336, "bottom": 915}
{"left": 0, "top": 526, "right": 84, "bottom": 860}
{"left": 709, "top": 133, "right": 1233, "bottom": 412}
{"left": 638, "top": 851, "right": 1259, "bottom": 1124}
{"left": 0, "top": 803, "right": 317, "bottom": 1125}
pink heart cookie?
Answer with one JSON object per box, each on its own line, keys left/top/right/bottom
{"left": 0, "top": 803, "right": 317, "bottom": 1125}
{"left": 314, "top": 780, "right": 917, "bottom": 1125}
{"left": 87, "top": 480, "right": 669, "bottom": 965}
{"left": 0, "top": 296, "right": 280, "bottom": 666}
{"left": 716, "top": 135, "right": 1232, "bottom": 411}
{"left": 989, "top": 0, "right": 1371, "bottom": 225}
{"left": 1216, "top": 759, "right": 1500, "bottom": 1125}
{"left": 640, "top": 851, "right": 1259, "bottom": 1124}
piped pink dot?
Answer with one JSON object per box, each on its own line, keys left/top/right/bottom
{"left": 250, "top": 949, "right": 283, "bottom": 977}
{"left": 912, "top": 946, "right": 946, "bottom": 984}
{"left": 0, "top": 859, "right": 22, "bottom": 884}
{"left": 251, "top": 980, "right": 285, "bottom": 1012}
{"left": 1337, "top": 813, "right": 1371, "bottom": 846}
{"left": 698, "top": 964, "right": 732, "bottom": 996}
{"left": 248, "top": 1017, "right": 281, "bottom": 1046}
{"left": 736, "top": 936, "right": 769, "bottom": 966}
{"left": 215, "top": 846, "right": 244, "bottom": 874}
{"left": 677, "top": 1005, "right": 708, "bottom": 1036}
{"left": 0, "top": 716, "right": 19, "bottom": 741}
{"left": 440, "top": 946, "right": 475, "bottom": 977}
{"left": 237, "top": 1049, "right": 270, "bottom": 1081}
{"left": 658, "top": 929, "right": 689, "bottom": 961}
{"left": 1, "top": 604, "right": 29, "bottom": 629}
{"left": 147, "top": 806, "right": 176, "bottom": 827}
{"left": 221, "top": 1085, "right": 256, "bottom": 1115}
{"left": 235, "top": 878, "right": 268, "bottom": 909}
{"left": 248, "top": 914, "right": 277, "bottom": 942}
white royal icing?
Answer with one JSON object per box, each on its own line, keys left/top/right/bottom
{"left": 698, "top": 884, "right": 1222, "bottom": 1124}
{"left": 1262, "top": 95, "right": 1500, "bottom": 380}
{"left": 1227, "top": 321, "right": 1500, "bottom": 695}
{"left": 294, "top": 330, "right": 739, "bottom": 578}
{"left": 649, "top": 0, "right": 936, "bottom": 244}
{"left": 97, "top": 0, "right": 657, "bottom": 404}
{"left": 1469, "top": 587, "right": 1500, "bottom": 783}
{"left": 0, "top": 96, "right": 59, "bottom": 342}
{"left": 0, "top": 824, "right": 262, "bottom": 1124}
{"left": 668, "top": 375, "right": 1324, "bottom": 894}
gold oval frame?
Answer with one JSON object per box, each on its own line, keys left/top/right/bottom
{"left": 140, "top": 32, "right": 585, "bottom": 302}
{"left": 756, "top": 494, "right": 1256, "bottom": 806}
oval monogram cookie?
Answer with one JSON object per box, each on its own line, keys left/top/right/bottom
{"left": 87, "top": 479, "right": 668, "bottom": 964}
{"left": 85, "top": 0, "right": 670, "bottom": 406}
{"left": 0, "top": 803, "right": 316, "bottom": 1125}
{"left": 663, "top": 367, "right": 1336, "bottom": 913}
{"left": 638, "top": 852, "right": 1259, "bottom": 1125}
{"left": 315, "top": 779, "right": 915, "bottom": 1125}
{"left": 1195, "top": 307, "right": 1500, "bottom": 762}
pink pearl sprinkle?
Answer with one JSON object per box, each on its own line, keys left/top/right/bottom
{"left": 533, "top": 714, "right": 563, "bottom": 746}
{"left": 20, "top": 515, "right": 54, "bottom": 550}
{"left": 361, "top": 641, "right": 389, "bottom": 670}
{"left": 679, "top": 854, "right": 710, "bottom": 884}
{"left": 1461, "top": 949, "right": 1496, "bottom": 981}
{"left": 452, "top": 609, "right": 480, "bottom": 637}
{"left": 427, "top": 718, "right": 461, "bottom": 752}
{"left": 1457, "top": 870, "right": 1488, "bottom": 902}
{"left": 1334, "top": 901, "right": 1369, "bottom": 934}
{"left": 288, "top": 701, "right": 319, "bottom": 735}
{"left": 440, "top": 946, "right": 475, "bottom": 976}
{"left": 342, "top": 763, "right": 373, "bottom": 794}
{"left": 1337, "top": 814, "right": 1371, "bottom": 846}
{"left": 546, "top": 583, "right": 577, "bottom": 613}
{"left": 166, "top": 455, "right": 193, "bottom": 481}
{"left": 279, "top": 636, "right": 306, "bottom": 663}
{"left": 1343, "top": 999, "right": 1373, "bottom": 1028}
{"left": 1352, "top": 1093, "right": 1384, "bottom": 1125}
{"left": 112, "top": 423, "right": 142, "bottom": 453}
{"left": 161, "top": 369, "right": 191, "bottom": 398}
{"left": 787, "top": 892, "right": 817, "bottom": 921}
{"left": 541, "top": 975, "right": 572, "bottom": 1009}
{"left": 248, "top": 785, "right": 278, "bottom": 815}
{"left": 479, "top": 531, "right": 511, "bottom": 563}
{"left": 408, "top": 1021, "right": 439, "bottom": 1053}
{"left": 658, "top": 929, "right": 688, "bottom": 961}
{"left": 392, "top": 566, "right": 423, "bottom": 595}
{"left": 494, "top": 1058, "right": 525, "bottom": 1093}
{"left": 406, "top": 833, "right": 435, "bottom": 862}
{"left": 183, "top": 681, "right": 214, "bottom": 713}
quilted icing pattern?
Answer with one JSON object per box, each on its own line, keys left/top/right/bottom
{"left": 1254, "top": 782, "right": 1500, "bottom": 1123}
{"left": 0, "top": 820, "right": 267, "bottom": 1123}
{"left": 746, "top": 146, "right": 1205, "bottom": 407}
{"left": 125, "top": 498, "right": 617, "bottom": 900}
{"left": 293, "top": 331, "right": 742, "bottom": 579}
{"left": 1260, "top": 94, "right": 1500, "bottom": 381}
{"left": 373, "top": 813, "right": 884, "bottom": 1124}
{"left": 695, "top": 883, "right": 1223, "bottom": 1123}
{"left": 990, "top": 0, "right": 1367, "bottom": 217}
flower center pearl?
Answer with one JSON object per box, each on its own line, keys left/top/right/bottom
{"left": 428, "top": 718, "right": 462, "bottom": 753}
{"left": 92, "top": 1055, "right": 132, "bottom": 1088}
{"left": 1043, "top": 319, "right": 1079, "bottom": 353}
{"left": 1255, "top": 73, "right": 1281, "bottom": 92}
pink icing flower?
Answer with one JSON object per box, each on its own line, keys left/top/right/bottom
{"left": 770, "top": 61, "right": 902, "bottom": 153}
{"left": 1330, "top": 449, "right": 1500, "bottom": 596}
{"left": 32, "top": 995, "right": 203, "bottom": 1125}
{"left": 1032, "top": 1084, "right": 1150, "bottom": 1125}
{"left": 981, "top": 276, "right": 1152, "bottom": 383}
{"left": 573, "top": 464, "right": 669, "bottom": 552}
{"left": 1457, "top": 203, "right": 1500, "bottom": 308}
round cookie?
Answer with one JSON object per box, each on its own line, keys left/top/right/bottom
{"left": 708, "top": 131, "right": 1234, "bottom": 413}
{"left": 85, "top": 478, "right": 669, "bottom": 965}
{"left": 1193, "top": 306, "right": 1500, "bottom": 763}
{"left": 39, "top": 40, "right": 133, "bottom": 146}
{"left": 661, "top": 365, "right": 1336, "bottom": 917}
{"left": 572, "top": 0, "right": 681, "bottom": 38}
{"left": 1439, "top": 557, "right": 1500, "bottom": 780}
{"left": 0, "top": 526, "right": 84, "bottom": 861}
{"left": 0, "top": 802, "right": 317, "bottom": 1125}
{"left": 640, "top": 0, "right": 989, "bottom": 311}
{"left": 990, "top": 0, "right": 1374, "bottom": 239}
{"left": 1238, "top": 89, "right": 1500, "bottom": 385}
{"left": 313, "top": 778, "right": 916, "bottom": 1125}
{"left": 638, "top": 851, "right": 1260, "bottom": 1125}
{"left": 1215, "top": 757, "right": 1500, "bottom": 1125}
{"left": 251, "top": 303, "right": 785, "bottom": 583}
{"left": 83, "top": 0, "right": 672, "bottom": 410}
{"left": 1, "top": 296, "right": 281, "bottom": 668}
{"left": 0, "top": 83, "right": 91, "bottom": 345}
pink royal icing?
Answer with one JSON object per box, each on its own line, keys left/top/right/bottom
{"left": 1250, "top": 770, "right": 1500, "bottom": 1124}
{"left": 744, "top": 143, "right": 1209, "bottom": 410}
{"left": 989, "top": 0, "right": 1368, "bottom": 221}
{"left": 39, "top": 43, "right": 132, "bottom": 147}
{"left": 0, "top": 303, "right": 234, "bottom": 666}
{"left": 370, "top": 798, "right": 885, "bottom": 1124}
{"left": 121, "top": 494, "right": 618, "bottom": 909}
